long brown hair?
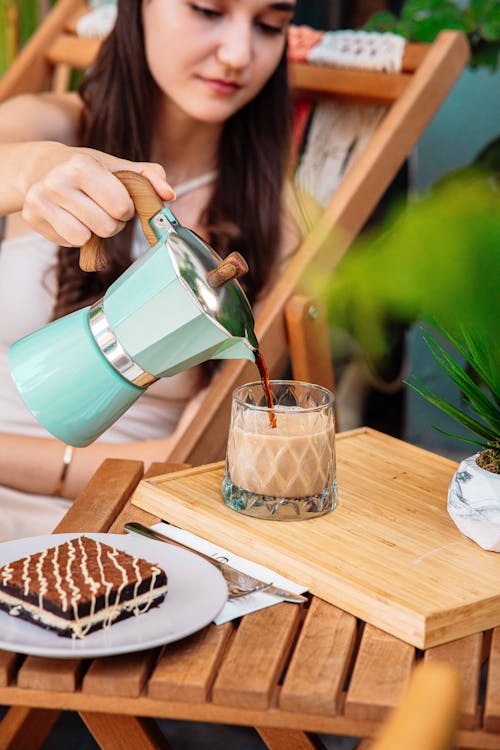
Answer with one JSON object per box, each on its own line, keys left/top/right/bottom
{"left": 52, "top": 0, "right": 292, "bottom": 319}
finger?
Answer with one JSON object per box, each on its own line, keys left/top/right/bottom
{"left": 23, "top": 195, "right": 92, "bottom": 248}
{"left": 45, "top": 181, "right": 129, "bottom": 239}
{"left": 48, "top": 154, "right": 136, "bottom": 224}
{"left": 87, "top": 149, "right": 176, "bottom": 201}
{"left": 23, "top": 215, "right": 75, "bottom": 247}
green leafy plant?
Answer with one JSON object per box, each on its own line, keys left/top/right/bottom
{"left": 315, "top": 166, "right": 500, "bottom": 360}
{"left": 307, "top": 163, "right": 500, "bottom": 469}
{"left": 407, "top": 326, "right": 500, "bottom": 473}
{"left": 365, "top": 0, "right": 500, "bottom": 71}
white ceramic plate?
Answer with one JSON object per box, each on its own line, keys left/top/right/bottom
{"left": 0, "top": 532, "right": 228, "bottom": 658}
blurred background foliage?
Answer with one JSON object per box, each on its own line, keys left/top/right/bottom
{"left": 0, "top": 1, "right": 55, "bottom": 76}
{"left": 365, "top": 0, "right": 500, "bottom": 70}
{"left": 307, "top": 144, "right": 500, "bottom": 454}
{"left": 316, "top": 158, "right": 500, "bottom": 364}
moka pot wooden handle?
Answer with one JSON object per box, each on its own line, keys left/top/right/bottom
{"left": 79, "top": 170, "right": 165, "bottom": 272}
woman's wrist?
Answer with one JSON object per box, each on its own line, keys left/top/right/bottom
{"left": 52, "top": 444, "right": 75, "bottom": 497}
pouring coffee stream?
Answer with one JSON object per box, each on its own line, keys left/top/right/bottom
{"left": 254, "top": 350, "right": 277, "bottom": 429}
{"left": 9, "top": 170, "right": 277, "bottom": 445}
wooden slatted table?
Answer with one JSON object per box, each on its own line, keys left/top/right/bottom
{"left": 0, "top": 430, "right": 499, "bottom": 750}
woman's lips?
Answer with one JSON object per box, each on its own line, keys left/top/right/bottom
{"left": 200, "top": 77, "right": 242, "bottom": 96}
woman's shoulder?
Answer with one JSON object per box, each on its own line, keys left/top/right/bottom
{"left": 0, "top": 92, "right": 83, "bottom": 146}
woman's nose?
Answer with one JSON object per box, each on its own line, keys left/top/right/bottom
{"left": 217, "top": 19, "right": 253, "bottom": 70}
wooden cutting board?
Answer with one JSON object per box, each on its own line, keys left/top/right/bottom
{"left": 132, "top": 427, "right": 500, "bottom": 648}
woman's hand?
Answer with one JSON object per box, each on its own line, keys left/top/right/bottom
{"left": 18, "top": 142, "right": 175, "bottom": 246}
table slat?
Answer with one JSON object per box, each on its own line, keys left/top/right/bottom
{"left": 484, "top": 627, "right": 500, "bottom": 732}
{"left": 345, "top": 624, "right": 415, "bottom": 721}
{"left": 17, "top": 657, "right": 84, "bottom": 692}
{"left": 82, "top": 650, "right": 160, "bottom": 697}
{"left": 0, "top": 651, "right": 21, "bottom": 687}
{"left": 148, "top": 623, "right": 233, "bottom": 702}
{"left": 212, "top": 603, "right": 302, "bottom": 709}
{"left": 424, "top": 633, "right": 483, "bottom": 729}
{"left": 108, "top": 462, "right": 189, "bottom": 534}
{"left": 280, "top": 598, "right": 357, "bottom": 715}
{"left": 54, "top": 458, "right": 144, "bottom": 534}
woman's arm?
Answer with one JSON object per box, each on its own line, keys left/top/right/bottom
{"left": 0, "top": 92, "right": 82, "bottom": 145}
{"left": 0, "top": 433, "right": 177, "bottom": 499}
{"left": 0, "top": 93, "right": 174, "bottom": 240}
{"left": 0, "top": 92, "right": 81, "bottom": 216}
{"left": 0, "top": 382, "right": 208, "bottom": 498}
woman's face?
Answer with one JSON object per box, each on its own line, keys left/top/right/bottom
{"left": 142, "top": 0, "right": 295, "bottom": 123}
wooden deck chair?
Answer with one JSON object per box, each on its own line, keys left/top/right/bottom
{"left": 0, "top": 0, "right": 469, "bottom": 467}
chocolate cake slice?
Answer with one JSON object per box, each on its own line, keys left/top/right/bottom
{"left": 0, "top": 535, "right": 167, "bottom": 639}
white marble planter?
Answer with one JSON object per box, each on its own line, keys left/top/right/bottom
{"left": 448, "top": 454, "right": 500, "bottom": 552}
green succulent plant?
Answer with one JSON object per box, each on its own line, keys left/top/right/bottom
{"left": 407, "top": 326, "right": 500, "bottom": 473}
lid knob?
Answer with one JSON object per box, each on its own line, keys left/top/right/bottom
{"left": 206, "top": 252, "right": 249, "bottom": 288}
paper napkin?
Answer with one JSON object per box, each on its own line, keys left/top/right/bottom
{"left": 152, "top": 522, "right": 308, "bottom": 624}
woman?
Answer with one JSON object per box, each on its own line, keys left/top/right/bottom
{"left": 0, "top": 0, "right": 299, "bottom": 540}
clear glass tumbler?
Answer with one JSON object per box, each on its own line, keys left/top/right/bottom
{"left": 222, "top": 380, "right": 337, "bottom": 521}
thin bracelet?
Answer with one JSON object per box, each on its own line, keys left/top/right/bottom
{"left": 52, "top": 444, "right": 75, "bottom": 497}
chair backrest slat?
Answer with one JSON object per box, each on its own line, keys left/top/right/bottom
{"left": 291, "top": 64, "right": 412, "bottom": 105}
{"left": 46, "top": 33, "right": 99, "bottom": 69}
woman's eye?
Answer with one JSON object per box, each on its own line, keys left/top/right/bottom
{"left": 257, "top": 21, "right": 286, "bottom": 36}
{"left": 189, "top": 4, "right": 221, "bottom": 18}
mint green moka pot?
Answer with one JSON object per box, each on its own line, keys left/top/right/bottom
{"left": 9, "top": 171, "right": 258, "bottom": 447}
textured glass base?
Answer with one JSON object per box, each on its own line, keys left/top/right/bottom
{"left": 222, "top": 473, "right": 337, "bottom": 521}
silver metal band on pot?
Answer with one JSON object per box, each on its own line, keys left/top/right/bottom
{"left": 88, "top": 300, "right": 157, "bottom": 388}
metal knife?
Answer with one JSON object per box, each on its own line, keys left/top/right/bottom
{"left": 124, "top": 522, "right": 307, "bottom": 604}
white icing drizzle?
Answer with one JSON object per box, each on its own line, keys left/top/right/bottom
{"left": 52, "top": 543, "right": 68, "bottom": 612}
{"left": 75, "top": 537, "right": 101, "bottom": 638}
{"left": 131, "top": 556, "right": 143, "bottom": 610}
{"left": 135, "top": 564, "right": 162, "bottom": 615}
{"left": 104, "top": 546, "right": 129, "bottom": 629}
{"left": 1, "top": 563, "right": 13, "bottom": 586}
{"left": 95, "top": 538, "right": 114, "bottom": 617}
{"left": 22, "top": 555, "right": 31, "bottom": 597}
{"left": 66, "top": 539, "right": 84, "bottom": 636}
{"left": 35, "top": 549, "right": 48, "bottom": 609}
{"left": 78, "top": 537, "right": 101, "bottom": 596}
